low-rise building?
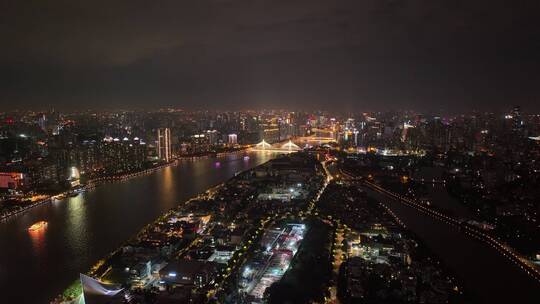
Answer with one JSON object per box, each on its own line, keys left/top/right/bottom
{"left": 159, "top": 260, "right": 218, "bottom": 288}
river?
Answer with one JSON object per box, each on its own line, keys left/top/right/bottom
{"left": 362, "top": 186, "right": 540, "bottom": 303}
{"left": 0, "top": 152, "right": 274, "bottom": 304}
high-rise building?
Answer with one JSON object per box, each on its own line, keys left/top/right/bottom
{"left": 102, "top": 137, "right": 147, "bottom": 174}
{"left": 511, "top": 105, "right": 523, "bottom": 132}
{"left": 228, "top": 133, "right": 238, "bottom": 145}
{"left": 37, "top": 113, "right": 47, "bottom": 132}
{"left": 157, "top": 128, "right": 171, "bottom": 162}
{"left": 206, "top": 130, "right": 218, "bottom": 146}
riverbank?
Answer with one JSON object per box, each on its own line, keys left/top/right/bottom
{"left": 0, "top": 161, "right": 177, "bottom": 222}
{"left": 177, "top": 145, "right": 251, "bottom": 160}
{"left": 0, "top": 195, "right": 53, "bottom": 221}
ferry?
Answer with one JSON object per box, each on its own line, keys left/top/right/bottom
{"left": 28, "top": 221, "right": 47, "bottom": 231}
{"left": 73, "top": 187, "right": 86, "bottom": 194}
{"left": 52, "top": 194, "right": 66, "bottom": 201}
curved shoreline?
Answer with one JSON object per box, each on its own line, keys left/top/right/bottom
{"left": 0, "top": 148, "right": 252, "bottom": 222}
{"left": 0, "top": 161, "right": 177, "bottom": 222}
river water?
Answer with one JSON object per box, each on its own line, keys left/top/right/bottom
{"left": 0, "top": 152, "right": 274, "bottom": 304}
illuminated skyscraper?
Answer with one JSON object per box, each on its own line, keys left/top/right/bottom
{"left": 157, "top": 128, "right": 171, "bottom": 162}
{"left": 228, "top": 133, "right": 238, "bottom": 145}
{"left": 512, "top": 105, "right": 523, "bottom": 132}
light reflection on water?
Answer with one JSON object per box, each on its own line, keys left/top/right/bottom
{"left": 29, "top": 227, "right": 47, "bottom": 256}
{"left": 66, "top": 194, "right": 88, "bottom": 253}
{"left": 158, "top": 166, "right": 175, "bottom": 208}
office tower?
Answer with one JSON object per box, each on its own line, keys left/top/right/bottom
{"left": 228, "top": 133, "right": 238, "bottom": 145}
{"left": 157, "top": 128, "right": 171, "bottom": 162}
{"left": 512, "top": 105, "right": 523, "bottom": 132}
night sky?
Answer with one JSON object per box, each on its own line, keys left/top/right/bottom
{"left": 1, "top": 0, "right": 539, "bottom": 112}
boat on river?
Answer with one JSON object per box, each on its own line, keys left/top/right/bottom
{"left": 28, "top": 221, "right": 47, "bottom": 231}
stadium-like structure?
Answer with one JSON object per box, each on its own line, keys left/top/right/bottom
{"left": 78, "top": 274, "right": 124, "bottom": 304}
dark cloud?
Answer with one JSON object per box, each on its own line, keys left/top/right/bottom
{"left": 1, "top": 0, "right": 539, "bottom": 111}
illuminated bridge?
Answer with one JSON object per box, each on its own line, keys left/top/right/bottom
{"left": 250, "top": 133, "right": 336, "bottom": 152}
{"left": 298, "top": 128, "right": 336, "bottom": 143}
{"left": 251, "top": 139, "right": 302, "bottom": 153}
{"left": 296, "top": 136, "right": 336, "bottom": 143}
